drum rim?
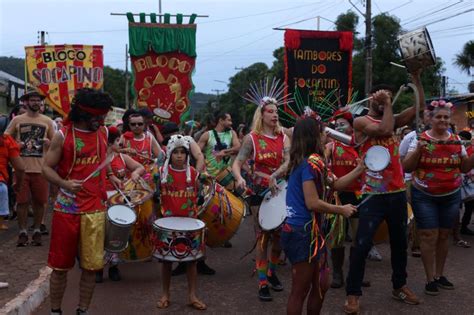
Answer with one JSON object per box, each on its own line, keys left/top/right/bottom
{"left": 258, "top": 181, "right": 288, "bottom": 231}
{"left": 365, "top": 145, "right": 390, "bottom": 172}
{"left": 107, "top": 205, "right": 137, "bottom": 226}
{"left": 152, "top": 217, "right": 206, "bottom": 232}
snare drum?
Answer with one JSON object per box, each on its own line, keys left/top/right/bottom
{"left": 398, "top": 27, "right": 436, "bottom": 73}
{"left": 105, "top": 205, "right": 137, "bottom": 253}
{"left": 198, "top": 182, "right": 246, "bottom": 247}
{"left": 216, "top": 167, "right": 236, "bottom": 191}
{"left": 152, "top": 217, "right": 206, "bottom": 262}
{"left": 365, "top": 145, "right": 390, "bottom": 172}
{"left": 258, "top": 181, "right": 287, "bottom": 231}
{"left": 108, "top": 178, "right": 153, "bottom": 207}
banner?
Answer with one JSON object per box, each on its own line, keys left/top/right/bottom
{"left": 284, "top": 30, "right": 353, "bottom": 112}
{"left": 25, "top": 44, "right": 104, "bottom": 116}
{"left": 128, "top": 13, "right": 197, "bottom": 126}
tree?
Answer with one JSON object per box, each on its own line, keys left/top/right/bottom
{"left": 268, "top": 47, "right": 284, "bottom": 82}
{"left": 334, "top": 10, "right": 363, "bottom": 51}
{"left": 453, "top": 40, "right": 474, "bottom": 92}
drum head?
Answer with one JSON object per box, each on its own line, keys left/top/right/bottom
{"left": 108, "top": 189, "right": 152, "bottom": 206}
{"left": 258, "top": 181, "right": 287, "bottom": 231}
{"left": 153, "top": 108, "right": 172, "bottom": 119}
{"left": 153, "top": 217, "right": 205, "bottom": 232}
{"left": 365, "top": 145, "right": 390, "bottom": 172}
{"left": 108, "top": 205, "right": 136, "bottom": 225}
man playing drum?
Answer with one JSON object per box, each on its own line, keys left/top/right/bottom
{"left": 197, "top": 111, "right": 240, "bottom": 186}
{"left": 233, "top": 79, "right": 290, "bottom": 301}
{"left": 344, "top": 71, "right": 424, "bottom": 314}
{"left": 42, "top": 88, "right": 113, "bottom": 315}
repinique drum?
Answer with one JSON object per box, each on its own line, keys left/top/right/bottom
{"left": 105, "top": 205, "right": 137, "bottom": 253}
{"left": 365, "top": 145, "right": 390, "bottom": 172}
{"left": 198, "top": 182, "right": 246, "bottom": 247}
{"left": 373, "top": 203, "right": 414, "bottom": 244}
{"left": 152, "top": 217, "right": 206, "bottom": 262}
{"left": 215, "top": 167, "right": 236, "bottom": 191}
{"left": 398, "top": 27, "right": 436, "bottom": 73}
{"left": 258, "top": 181, "right": 287, "bottom": 231}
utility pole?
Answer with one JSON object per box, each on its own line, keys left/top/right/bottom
{"left": 38, "top": 31, "right": 47, "bottom": 45}
{"left": 125, "top": 44, "right": 130, "bottom": 109}
{"left": 441, "top": 76, "right": 447, "bottom": 97}
{"left": 211, "top": 89, "right": 224, "bottom": 105}
{"left": 364, "top": 0, "right": 372, "bottom": 96}
{"left": 317, "top": 16, "right": 320, "bottom": 30}
{"left": 159, "top": 0, "right": 162, "bottom": 23}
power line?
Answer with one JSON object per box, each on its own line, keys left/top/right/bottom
{"left": 401, "top": 0, "right": 463, "bottom": 25}
{"left": 383, "top": 0, "right": 413, "bottom": 14}
{"left": 413, "top": 8, "right": 474, "bottom": 29}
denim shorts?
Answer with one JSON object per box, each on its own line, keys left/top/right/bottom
{"left": 411, "top": 185, "right": 461, "bottom": 229}
{"left": 281, "top": 223, "right": 323, "bottom": 265}
{"left": 0, "top": 182, "right": 9, "bottom": 216}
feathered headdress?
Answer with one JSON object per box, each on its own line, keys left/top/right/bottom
{"left": 243, "top": 77, "right": 290, "bottom": 108}
{"left": 161, "top": 135, "right": 191, "bottom": 184}
{"left": 278, "top": 86, "right": 359, "bottom": 127}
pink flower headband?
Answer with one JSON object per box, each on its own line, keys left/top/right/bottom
{"left": 428, "top": 99, "right": 453, "bottom": 111}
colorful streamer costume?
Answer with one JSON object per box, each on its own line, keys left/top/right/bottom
{"left": 48, "top": 126, "right": 108, "bottom": 271}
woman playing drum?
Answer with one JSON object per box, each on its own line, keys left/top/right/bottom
{"left": 282, "top": 116, "right": 362, "bottom": 315}
{"left": 403, "top": 100, "right": 474, "bottom": 295}
{"left": 232, "top": 79, "right": 291, "bottom": 301}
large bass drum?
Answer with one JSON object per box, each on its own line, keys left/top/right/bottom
{"left": 398, "top": 27, "right": 436, "bottom": 73}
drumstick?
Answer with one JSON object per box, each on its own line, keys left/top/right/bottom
{"left": 82, "top": 154, "right": 114, "bottom": 183}
{"left": 112, "top": 181, "right": 134, "bottom": 208}
{"left": 356, "top": 195, "right": 373, "bottom": 209}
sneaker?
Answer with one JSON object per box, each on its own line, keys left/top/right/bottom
{"left": 17, "top": 232, "right": 28, "bottom": 247}
{"left": 367, "top": 246, "right": 382, "bottom": 261}
{"left": 0, "top": 282, "right": 8, "bottom": 289}
{"left": 40, "top": 224, "right": 49, "bottom": 235}
{"left": 108, "top": 266, "right": 121, "bottom": 281}
{"left": 223, "top": 240, "right": 232, "bottom": 248}
{"left": 258, "top": 285, "right": 272, "bottom": 301}
{"left": 171, "top": 262, "right": 187, "bottom": 276}
{"left": 50, "top": 309, "right": 63, "bottom": 315}
{"left": 392, "top": 286, "right": 421, "bottom": 305}
{"left": 95, "top": 271, "right": 103, "bottom": 283}
{"left": 435, "top": 276, "right": 454, "bottom": 290}
{"left": 197, "top": 260, "right": 216, "bottom": 275}
{"left": 343, "top": 295, "right": 360, "bottom": 314}
{"left": 424, "top": 281, "right": 439, "bottom": 296}
{"left": 267, "top": 273, "right": 283, "bottom": 291}
{"left": 32, "top": 231, "right": 42, "bottom": 246}
{"left": 76, "top": 308, "right": 88, "bottom": 315}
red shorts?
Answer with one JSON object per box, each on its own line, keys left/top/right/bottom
{"left": 48, "top": 211, "right": 105, "bottom": 271}
{"left": 15, "top": 173, "right": 49, "bottom": 205}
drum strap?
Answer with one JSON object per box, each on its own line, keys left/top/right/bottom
{"left": 212, "top": 129, "right": 230, "bottom": 163}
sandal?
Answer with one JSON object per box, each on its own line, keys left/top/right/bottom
{"left": 456, "top": 240, "right": 471, "bottom": 248}
{"left": 0, "top": 224, "right": 8, "bottom": 230}
{"left": 157, "top": 298, "right": 170, "bottom": 309}
{"left": 189, "top": 300, "right": 207, "bottom": 311}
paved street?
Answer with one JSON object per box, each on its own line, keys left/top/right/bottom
{"left": 27, "top": 214, "right": 474, "bottom": 315}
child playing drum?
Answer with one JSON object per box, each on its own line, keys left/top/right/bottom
{"left": 156, "top": 134, "right": 207, "bottom": 310}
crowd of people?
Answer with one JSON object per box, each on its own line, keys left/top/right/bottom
{"left": 0, "top": 75, "right": 473, "bottom": 314}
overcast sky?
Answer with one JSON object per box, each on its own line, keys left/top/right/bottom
{"left": 1, "top": 0, "right": 473, "bottom": 95}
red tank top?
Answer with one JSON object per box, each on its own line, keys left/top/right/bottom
{"left": 414, "top": 131, "right": 463, "bottom": 195}
{"left": 56, "top": 126, "right": 108, "bottom": 214}
{"left": 331, "top": 141, "right": 362, "bottom": 192}
{"left": 250, "top": 131, "right": 285, "bottom": 188}
{"left": 105, "top": 153, "right": 128, "bottom": 191}
{"left": 122, "top": 131, "right": 153, "bottom": 165}
{"left": 159, "top": 166, "right": 199, "bottom": 218}
{"left": 358, "top": 117, "right": 405, "bottom": 194}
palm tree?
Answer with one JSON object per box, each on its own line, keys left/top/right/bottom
{"left": 453, "top": 40, "right": 474, "bottom": 92}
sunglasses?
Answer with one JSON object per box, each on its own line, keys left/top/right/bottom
{"left": 130, "top": 122, "right": 144, "bottom": 127}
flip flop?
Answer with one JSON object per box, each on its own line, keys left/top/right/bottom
{"left": 0, "top": 224, "right": 8, "bottom": 230}
{"left": 188, "top": 300, "right": 207, "bottom": 311}
{"left": 157, "top": 299, "right": 170, "bottom": 309}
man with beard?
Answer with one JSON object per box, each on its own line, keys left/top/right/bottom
{"left": 42, "top": 88, "right": 113, "bottom": 315}
{"left": 344, "top": 71, "right": 424, "bottom": 314}
{"left": 197, "top": 112, "right": 240, "bottom": 179}
{"left": 6, "top": 89, "right": 55, "bottom": 246}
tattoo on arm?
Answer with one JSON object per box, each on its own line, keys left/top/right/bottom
{"left": 236, "top": 135, "right": 253, "bottom": 162}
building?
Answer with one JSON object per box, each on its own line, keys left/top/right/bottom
{"left": 0, "top": 70, "right": 27, "bottom": 114}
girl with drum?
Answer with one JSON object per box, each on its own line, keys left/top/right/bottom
{"left": 96, "top": 127, "right": 145, "bottom": 283}
{"left": 282, "top": 116, "right": 362, "bottom": 314}
{"left": 403, "top": 100, "right": 474, "bottom": 296}
{"left": 156, "top": 135, "right": 207, "bottom": 310}
{"left": 233, "top": 79, "right": 291, "bottom": 301}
